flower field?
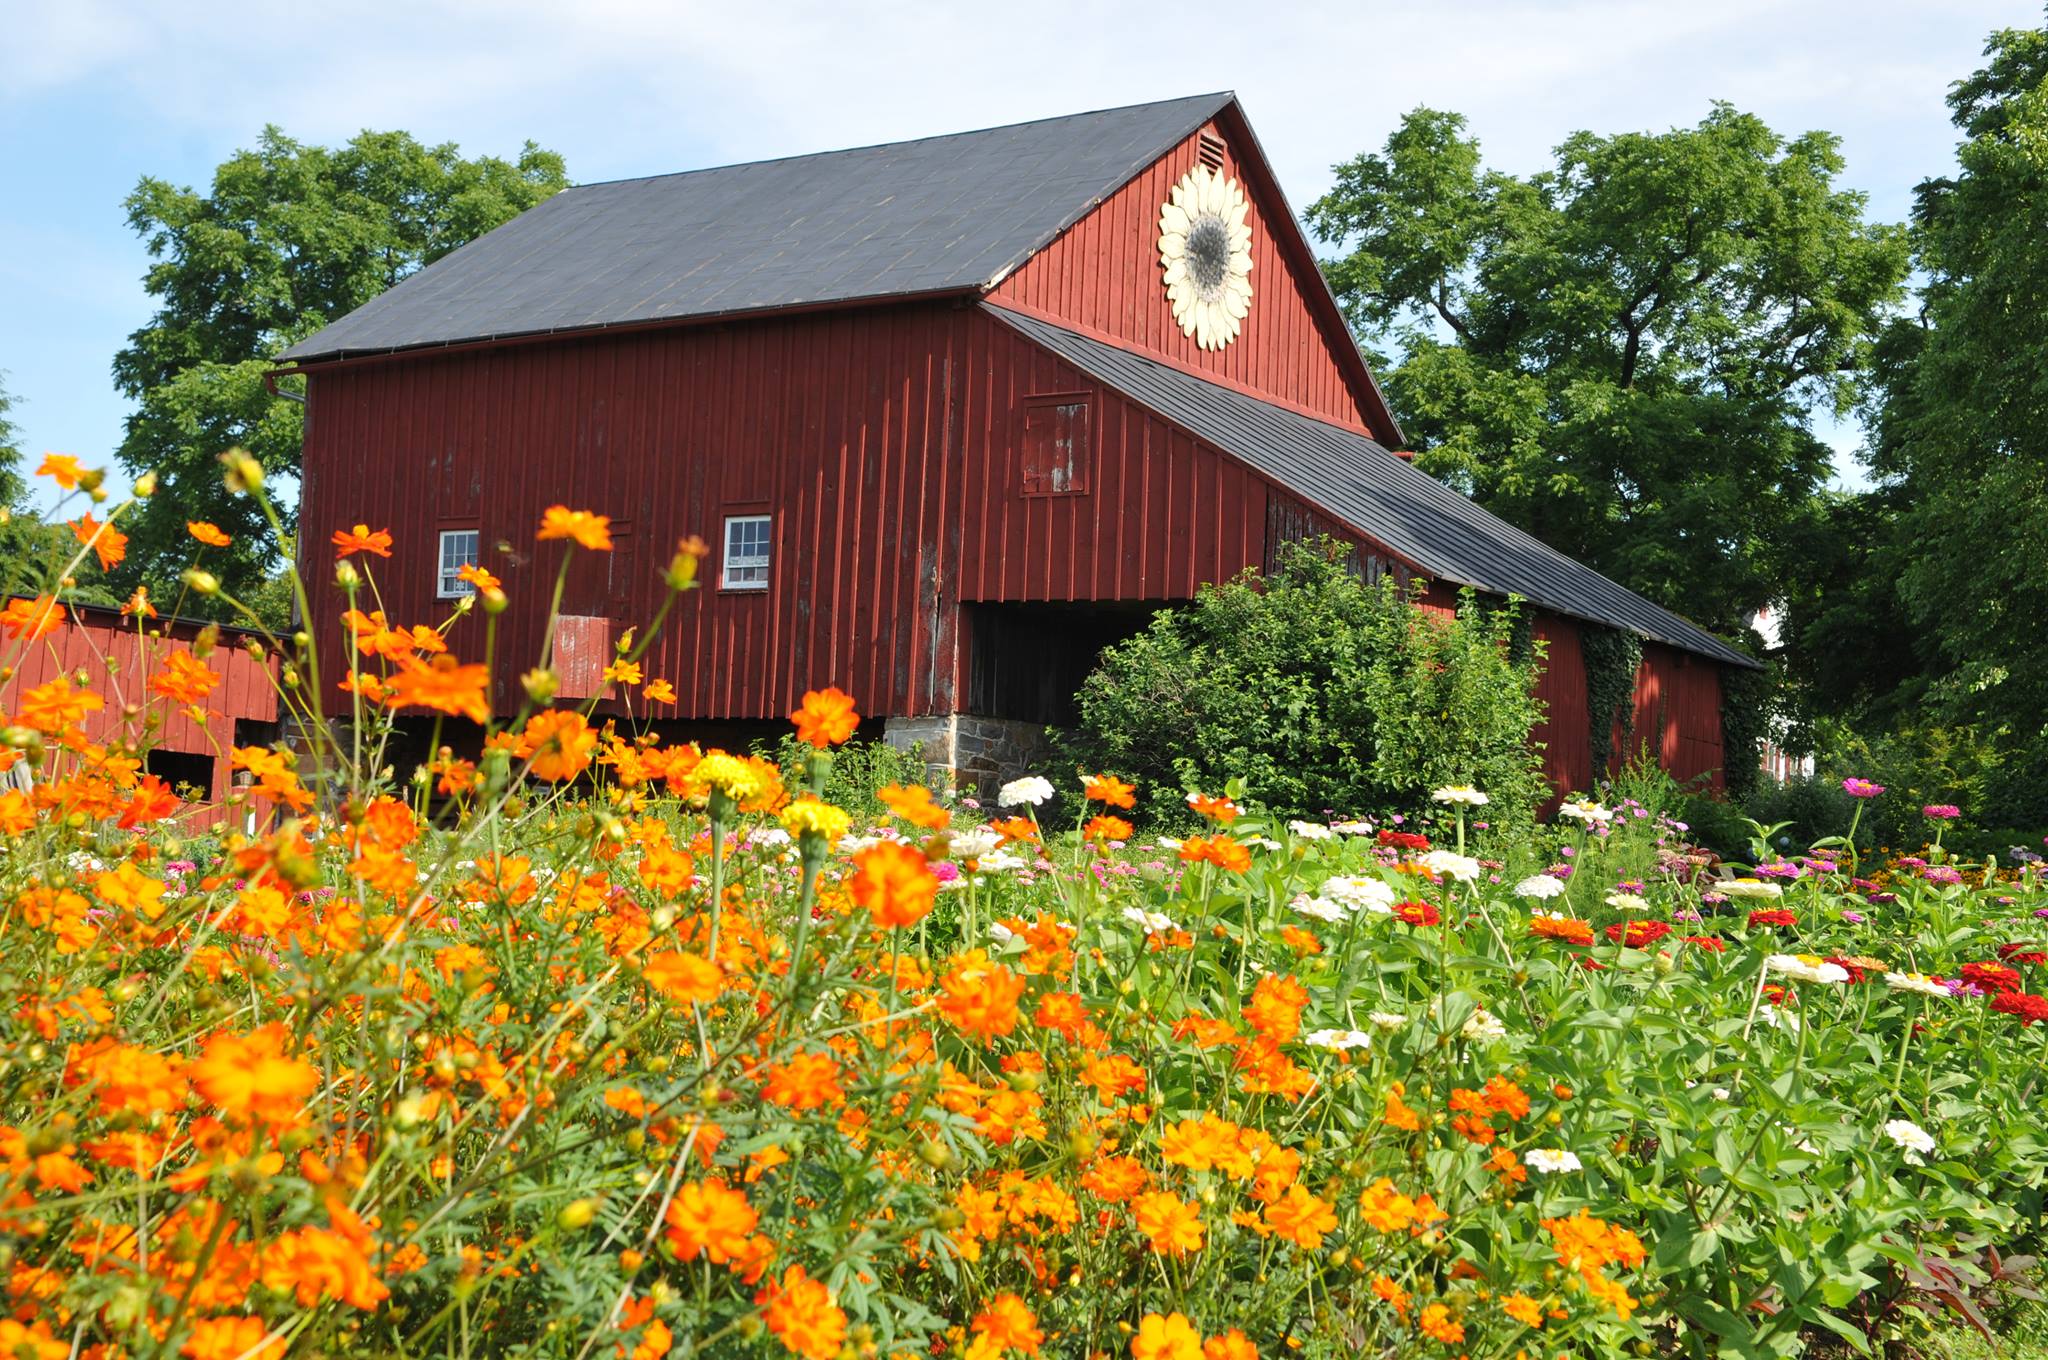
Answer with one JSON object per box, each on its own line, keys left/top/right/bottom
{"left": 3, "top": 461, "right": 2047, "bottom": 1359}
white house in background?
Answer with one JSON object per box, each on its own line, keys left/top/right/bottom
{"left": 1752, "top": 606, "right": 1814, "bottom": 782}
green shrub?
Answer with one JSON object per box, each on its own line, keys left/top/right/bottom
{"left": 1062, "top": 540, "right": 1548, "bottom": 826}
{"left": 759, "top": 731, "right": 931, "bottom": 817}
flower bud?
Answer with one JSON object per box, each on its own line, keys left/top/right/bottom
{"left": 522, "top": 667, "right": 559, "bottom": 704}
{"left": 221, "top": 448, "right": 264, "bottom": 493}
{"left": 133, "top": 470, "right": 159, "bottom": 497}
{"left": 335, "top": 560, "right": 360, "bottom": 590}
{"left": 557, "top": 1198, "right": 600, "bottom": 1231}
{"left": 182, "top": 569, "right": 220, "bottom": 596}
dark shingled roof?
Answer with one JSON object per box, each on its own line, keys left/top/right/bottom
{"left": 987, "top": 305, "right": 1757, "bottom": 669}
{"left": 281, "top": 93, "right": 1234, "bottom": 364}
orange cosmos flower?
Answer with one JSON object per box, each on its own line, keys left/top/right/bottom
{"left": 148, "top": 650, "right": 221, "bottom": 706}
{"left": 537, "top": 505, "right": 613, "bottom": 550}
{"left": 760, "top": 1052, "right": 845, "bottom": 1110}
{"left": 181, "top": 1316, "right": 282, "bottom": 1360}
{"left": 850, "top": 841, "right": 939, "bottom": 928}
{"left": 121, "top": 585, "right": 156, "bottom": 618}
{"left": 971, "top": 1294, "right": 1044, "bottom": 1356}
{"left": 190, "top": 1022, "right": 320, "bottom": 1124}
{"left": 935, "top": 951, "right": 1026, "bottom": 1044}
{"left": 1418, "top": 1305, "right": 1464, "bottom": 1345}
{"left": 1131, "top": 1191, "right": 1205, "bottom": 1256}
{"left": 1130, "top": 1312, "right": 1202, "bottom": 1360}
{"left": 1202, "top": 1332, "right": 1258, "bottom": 1360}
{"left": 643, "top": 678, "right": 678, "bottom": 704}
{"left": 789, "top": 686, "right": 859, "bottom": 747}
{"left": 188, "top": 520, "right": 233, "bottom": 547}
{"left": 1083, "top": 815, "right": 1133, "bottom": 844}
{"left": 1530, "top": 913, "right": 1594, "bottom": 946}
{"left": 1080, "top": 1154, "right": 1151, "bottom": 1203}
{"left": 71, "top": 512, "right": 128, "bottom": 570}
{"left": 36, "top": 452, "right": 86, "bottom": 489}
{"left": 1, "top": 594, "right": 63, "bottom": 640}
{"left": 1244, "top": 972, "right": 1309, "bottom": 1043}
{"left": 877, "top": 782, "right": 950, "bottom": 830}
{"left": 1179, "top": 835, "right": 1251, "bottom": 872}
{"left": 1186, "top": 791, "right": 1239, "bottom": 824}
{"left": 1261, "top": 1183, "right": 1337, "bottom": 1249}
{"left": 756, "top": 1265, "right": 847, "bottom": 1360}
{"left": 662, "top": 1180, "right": 759, "bottom": 1264}
{"left": 386, "top": 656, "right": 492, "bottom": 724}
{"left": 519, "top": 709, "right": 597, "bottom": 781}
{"left": 643, "top": 950, "right": 722, "bottom": 1005}
{"left": 1501, "top": 1293, "right": 1544, "bottom": 1328}
{"left": 457, "top": 561, "right": 501, "bottom": 592}
{"left": 18, "top": 676, "right": 103, "bottom": 733}
{"left": 119, "top": 775, "right": 180, "bottom": 829}
{"left": 1083, "top": 773, "right": 1137, "bottom": 809}
{"left": 331, "top": 523, "right": 394, "bottom": 558}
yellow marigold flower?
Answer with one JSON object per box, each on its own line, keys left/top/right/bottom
{"left": 780, "top": 796, "right": 851, "bottom": 844}
{"left": 694, "top": 752, "right": 765, "bottom": 802}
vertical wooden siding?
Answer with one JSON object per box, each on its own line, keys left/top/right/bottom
{"left": 0, "top": 609, "right": 280, "bottom": 821}
{"left": 992, "top": 117, "right": 1382, "bottom": 435}
{"left": 1629, "top": 643, "right": 1726, "bottom": 792}
{"left": 301, "top": 305, "right": 972, "bottom": 723}
{"left": 954, "top": 311, "right": 1268, "bottom": 602}
{"left": 1531, "top": 616, "right": 1593, "bottom": 796}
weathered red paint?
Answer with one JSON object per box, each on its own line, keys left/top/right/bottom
{"left": 0, "top": 602, "right": 280, "bottom": 825}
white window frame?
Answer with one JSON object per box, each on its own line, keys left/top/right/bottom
{"left": 722, "top": 514, "right": 772, "bottom": 591}
{"left": 437, "top": 528, "right": 481, "bottom": 599}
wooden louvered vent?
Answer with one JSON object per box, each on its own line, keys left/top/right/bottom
{"left": 1196, "top": 132, "right": 1226, "bottom": 172}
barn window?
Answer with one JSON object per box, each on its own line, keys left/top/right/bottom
{"left": 1197, "top": 131, "right": 1227, "bottom": 172}
{"left": 1021, "top": 395, "right": 1091, "bottom": 496}
{"left": 722, "top": 514, "right": 773, "bottom": 590}
{"left": 437, "top": 529, "right": 480, "bottom": 598}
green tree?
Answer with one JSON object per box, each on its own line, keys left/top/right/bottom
{"left": 113, "top": 128, "right": 568, "bottom": 609}
{"left": 1865, "top": 17, "right": 2048, "bottom": 735}
{"left": 0, "top": 374, "right": 24, "bottom": 509}
{"left": 1306, "top": 106, "right": 1910, "bottom": 636}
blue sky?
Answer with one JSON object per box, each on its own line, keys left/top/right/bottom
{"left": 2, "top": 0, "right": 2035, "bottom": 509}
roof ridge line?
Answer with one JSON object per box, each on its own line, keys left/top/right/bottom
{"left": 564, "top": 92, "right": 1237, "bottom": 193}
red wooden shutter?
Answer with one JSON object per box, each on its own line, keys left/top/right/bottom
{"left": 1021, "top": 395, "right": 1091, "bottom": 496}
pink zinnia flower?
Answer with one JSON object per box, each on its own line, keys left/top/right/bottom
{"left": 1843, "top": 777, "right": 1885, "bottom": 798}
{"left": 1923, "top": 804, "right": 1961, "bottom": 820}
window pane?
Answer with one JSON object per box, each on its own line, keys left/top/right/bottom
{"left": 723, "top": 515, "right": 770, "bottom": 588}
{"left": 439, "top": 530, "right": 479, "bottom": 597}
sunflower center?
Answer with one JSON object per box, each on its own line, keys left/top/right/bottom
{"left": 1184, "top": 215, "right": 1232, "bottom": 298}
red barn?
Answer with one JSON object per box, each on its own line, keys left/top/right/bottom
{"left": 1, "top": 600, "right": 281, "bottom": 826}
{"left": 279, "top": 93, "right": 1757, "bottom": 797}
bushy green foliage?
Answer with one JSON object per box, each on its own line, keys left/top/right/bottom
{"left": 762, "top": 731, "right": 931, "bottom": 817}
{"left": 1065, "top": 541, "right": 1547, "bottom": 826}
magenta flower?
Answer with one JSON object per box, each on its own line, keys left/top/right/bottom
{"left": 1843, "top": 777, "right": 1885, "bottom": 798}
{"left": 1923, "top": 804, "right": 1961, "bottom": 820}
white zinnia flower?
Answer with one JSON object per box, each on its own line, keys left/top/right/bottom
{"left": 1290, "top": 895, "right": 1349, "bottom": 924}
{"left": 1419, "top": 850, "right": 1482, "bottom": 883}
{"left": 1432, "top": 785, "right": 1489, "bottom": 806}
{"left": 752, "top": 827, "right": 792, "bottom": 848}
{"left": 1121, "top": 907, "right": 1179, "bottom": 934}
{"left": 1884, "top": 971, "right": 1948, "bottom": 998}
{"left": 1368, "top": 1010, "right": 1407, "bottom": 1031}
{"left": 976, "top": 851, "right": 1025, "bottom": 874}
{"left": 1524, "top": 1149, "right": 1582, "bottom": 1174}
{"left": 988, "top": 921, "right": 1018, "bottom": 944}
{"left": 1331, "top": 819, "right": 1376, "bottom": 836}
{"left": 1304, "top": 1028, "right": 1373, "bottom": 1051}
{"left": 1461, "top": 1007, "right": 1507, "bottom": 1042}
{"left": 997, "top": 776, "right": 1054, "bottom": 808}
{"left": 1323, "top": 876, "right": 1397, "bottom": 913}
{"left": 1557, "top": 798, "right": 1612, "bottom": 824}
{"left": 1604, "top": 892, "right": 1651, "bottom": 912}
{"left": 1156, "top": 837, "right": 1184, "bottom": 851}
{"left": 1767, "top": 954, "right": 1850, "bottom": 985}
{"left": 1515, "top": 874, "right": 1566, "bottom": 900}
{"left": 1882, "top": 1118, "right": 1936, "bottom": 1165}
{"left": 1242, "top": 835, "right": 1282, "bottom": 852}
{"left": 1721, "top": 878, "right": 1784, "bottom": 900}
{"left": 1288, "top": 820, "right": 1334, "bottom": 841}
{"left": 949, "top": 827, "right": 1001, "bottom": 859}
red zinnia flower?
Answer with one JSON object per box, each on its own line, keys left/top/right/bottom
{"left": 1603, "top": 920, "right": 1672, "bottom": 948}
{"left": 1990, "top": 992, "right": 2048, "bottom": 1026}
{"left": 1746, "top": 909, "right": 1797, "bottom": 928}
{"left": 1394, "top": 900, "right": 1439, "bottom": 926}
{"left": 1960, "top": 962, "right": 2022, "bottom": 993}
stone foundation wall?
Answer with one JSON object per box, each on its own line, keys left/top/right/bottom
{"left": 882, "top": 714, "right": 1055, "bottom": 797}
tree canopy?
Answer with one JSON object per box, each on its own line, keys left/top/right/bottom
{"left": 1846, "top": 17, "right": 2048, "bottom": 816}
{"left": 112, "top": 127, "right": 568, "bottom": 608}
{"left": 1306, "top": 105, "right": 1910, "bottom": 636}
{"left": 0, "top": 374, "right": 23, "bottom": 510}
